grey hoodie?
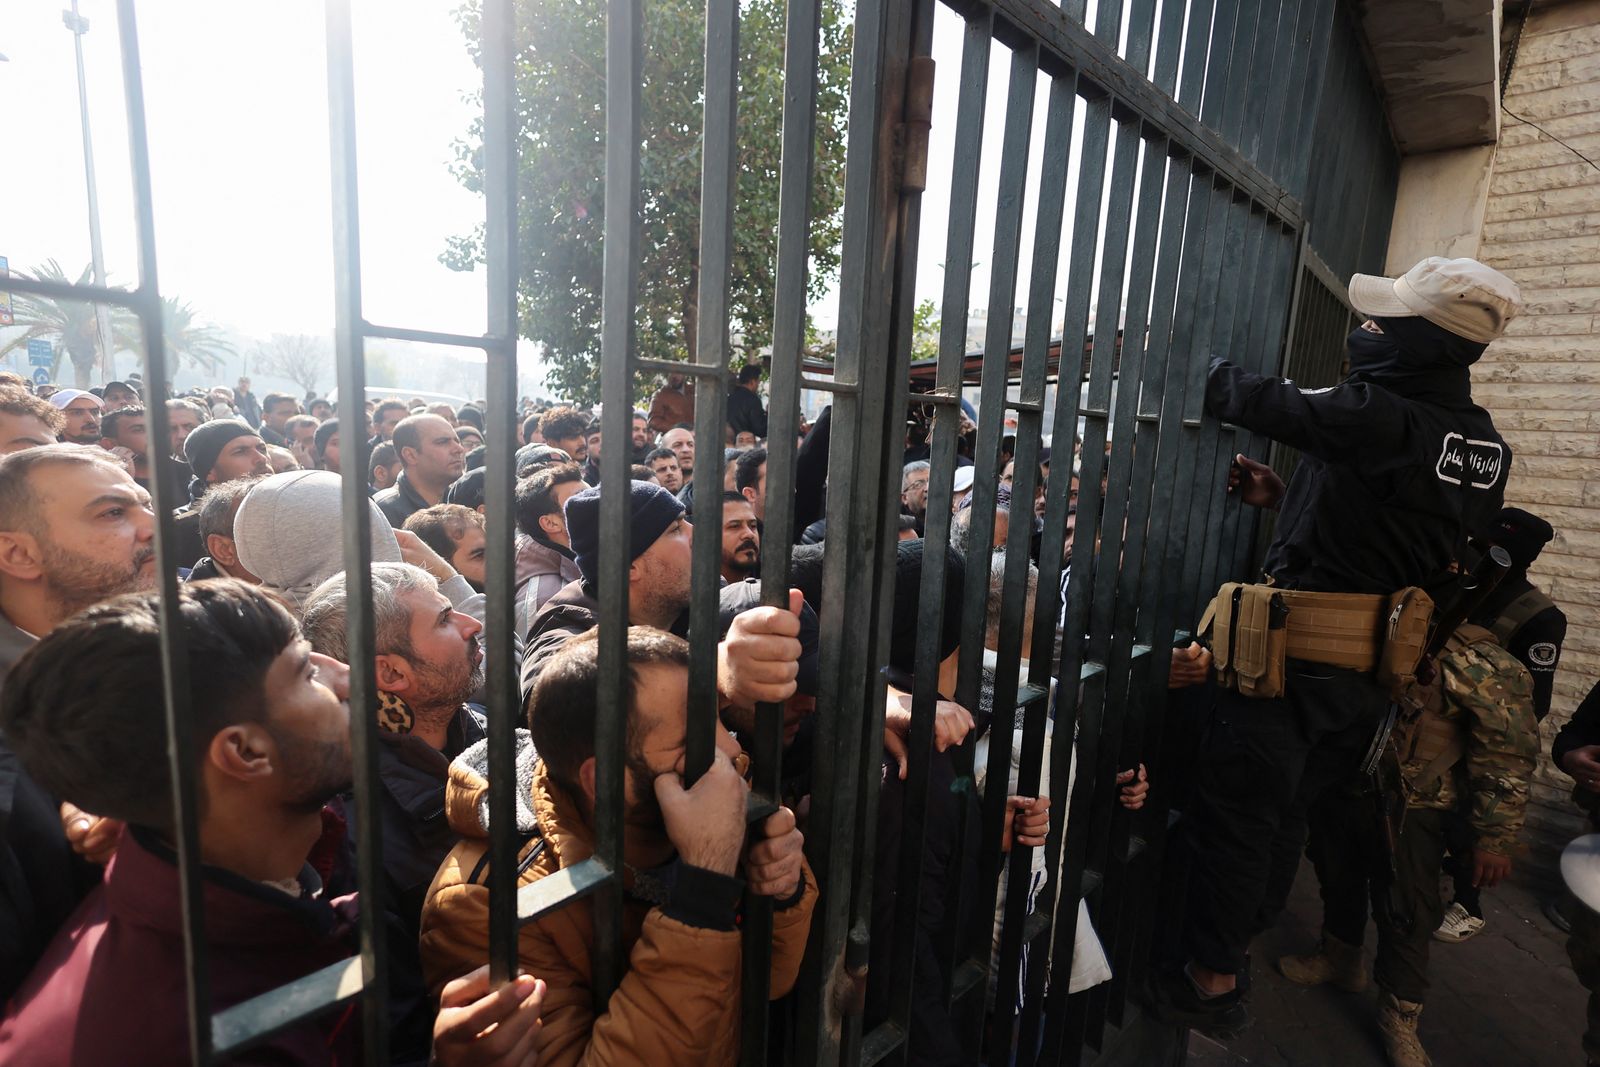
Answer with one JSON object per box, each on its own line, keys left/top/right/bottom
{"left": 233, "top": 470, "right": 488, "bottom": 662}
{"left": 234, "top": 470, "right": 404, "bottom": 610}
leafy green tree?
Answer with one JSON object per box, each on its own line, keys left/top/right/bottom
{"left": 0, "top": 260, "right": 139, "bottom": 387}
{"left": 444, "top": 0, "right": 852, "bottom": 405}
{"left": 910, "top": 298, "right": 940, "bottom": 363}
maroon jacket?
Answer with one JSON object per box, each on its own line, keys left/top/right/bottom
{"left": 0, "top": 826, "right": 360, "bottom": 1066}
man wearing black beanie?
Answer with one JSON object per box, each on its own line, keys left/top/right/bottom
{"left": 182, "top": 419, "right": 270, "bottom": 504}
{"left": 170, "top": 420, "right": 271, "bottom": 569}
{"left": 519, "top": 479, "right": 804, "bottom": 715}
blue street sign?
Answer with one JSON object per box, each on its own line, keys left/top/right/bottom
{"left": 32, "top": 368, "right": 50, "bottom": 387}
{"left": 27, "top": 339, "right": 52, "bottom": 367}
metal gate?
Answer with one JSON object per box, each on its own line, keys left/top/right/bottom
{"left": 4, "top": 0, "right": 1401, "bottom": 1063}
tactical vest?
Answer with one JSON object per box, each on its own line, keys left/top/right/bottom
{"left": 1394, "top": 623, "right": 1499, "bottom": 797}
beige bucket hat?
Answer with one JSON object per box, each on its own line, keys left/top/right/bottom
{"left": 1347, "top": 256, "right": 1522, "bottom": 344}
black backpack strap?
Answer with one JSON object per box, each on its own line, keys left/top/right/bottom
{"left": 1490, "top": 588, "right": 1555, "bottom": 646}
{"left": 467, "top": 831, "right": 545, "bottom": 886}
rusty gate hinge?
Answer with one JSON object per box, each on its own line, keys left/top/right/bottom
{"left": 897, "top": 55, "right": 936, "bottom": 193}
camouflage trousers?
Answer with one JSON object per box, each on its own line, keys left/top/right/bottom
{"left": 1304, "top": 798, "right": 1445, "bottom": 1003}
{"left": 1566, "top": 895, "right": 1600, "bottom": 1064}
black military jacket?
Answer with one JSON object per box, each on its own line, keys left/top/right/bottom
{"left": 1206, "top": 355, "right": 1508, "bottom": 596}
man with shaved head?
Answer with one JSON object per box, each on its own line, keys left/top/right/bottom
{"left": 375, "top": 414, "right": 468, "bottom": 528}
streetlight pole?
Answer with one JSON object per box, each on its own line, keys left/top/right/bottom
{"left": 64, "top": 0, "right": 118, "bottom": 383}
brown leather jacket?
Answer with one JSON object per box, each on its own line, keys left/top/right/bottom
{"left": 420, "top": 745, "right": 815, "bottom": 1067}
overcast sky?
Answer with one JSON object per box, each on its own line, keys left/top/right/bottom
{"left": 3, "top": 0, "right": 495, "bottom": 393}
{"left": 2, "top": 0, "right": 1155, "bottom": 394}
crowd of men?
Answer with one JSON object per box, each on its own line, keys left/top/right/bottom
{"left": 0, "top": 253, "right": 1596, "bottom": 1067}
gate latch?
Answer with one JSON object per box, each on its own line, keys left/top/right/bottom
{"left": 897, "top": 56, "right": 936, "bottom": 193}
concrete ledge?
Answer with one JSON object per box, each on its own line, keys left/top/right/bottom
{"left": 1355, "top": 0, "right": 1502, "bottom": 155}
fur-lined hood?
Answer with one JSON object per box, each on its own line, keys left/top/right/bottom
{"left": 443, "top": 728, "right": 540, "bottom": 839}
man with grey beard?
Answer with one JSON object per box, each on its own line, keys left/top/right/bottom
{"left": 300, "top": 561, "right": 487, "bottom": 1066}
{"left": 0, "top": 444, "right": 158, "bottom": 998}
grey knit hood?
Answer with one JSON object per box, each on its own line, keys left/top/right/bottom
{"left": 233, "top": 470, "right": 402, "bottom": 609}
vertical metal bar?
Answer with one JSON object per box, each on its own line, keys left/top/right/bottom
{"left": 1192, "top": 194, "right": 1260, "bottom": 610}
{"left": 752, "top": 20, "right": 824, "bottom": 1053}
{"left": 481, "top": 0, "right": 523, "bottom": 989}
{"left": 863, "top": 45, "right": 945, "bottom": 1067}
{"left": 1229, "top": 223, "right": 1296, "bottom": 580}
{"left": 1197, "top": 205, "right": 1263, "bottom": 594}
{"left": 759, "top": 0, "right": 822, "bottom": 570}
{"left": 952, "top": 43, "right": 1038, "bottom": 997}
{"left": 889, "top": 9, "right": 989, "bottom": 1050}
{"left": 323, "top": 2, "right": 388, "bottom": 1062}
{"left": 795, "top": 0, "right": 918, "bottom": 1053}
{"left": 1198, "top": 0, "right": 1240, "bottom": 132}
{"left": 1031, "top": 90, "right": 1113, "bottom": 1067}
{"left": 682, "top": 0, "right": 761, "bottom": 1054}
{"left": 1256, "top": 0, "right": 1309, "bottom": 181}
{"left": 1123, "top": 0, "right": 1159, "bottom": 73}
{"left": 1288, "top": 0, "right": 1338, "bottom": 198}
{"left": 1239, "top": 0, "right": 1281, "bottom": 164}
{"left": 1218, "top": 0, "right": 1260, "bottom": 145}
{"left": 1279, "top": 224, "right": 1312, "bottom": 377}
{"left": 1076, "top": 129, "right": 1169, "bottom": 1043}
{"left": 985, "top": 66, "right": 1078, "bottom": 1067}
{"left": 1121, "top": 160, "right": 1222, "bottom": 995}
{"left": 1177, "top": 184, "right": 1244, "bottom": 627}
{"left": 840, "top": 0, "right": 936, "bottom": 1058}
{"left": 1099, "top": 151, "right": 1206, "bottom": 1014}
{"left": 1175, "top": 0, "right": 1217, "bottom": 114}
{"left": 1053, "top": 113, "right": 1140, "bottom": 1057}
{"left": 1096, "top": 0, "right": 1126, "bottom": 47}
{"left": 593, "top": 0, "right": 642, "bottom": 1010}
{"left": 68, "top": 0, "right": 117, "bottom": 382}
{"left": 116, "top": 2, "right": 208, "bottom": 1061}
{"left": 688, "top": 0, "right": 740, "bottom": 791}
{"left": 1150, "top": 0, "right": 1189, "bottom": 94}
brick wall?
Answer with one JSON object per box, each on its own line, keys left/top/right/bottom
{"left": 1476, "top": 0, "right": 1600, "bottom": 861}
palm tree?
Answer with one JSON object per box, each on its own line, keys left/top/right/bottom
{"left": 0, "top": 260, "right": 139, "bottom": 387}
{"left": 159, "top": 297, "right": 236, "bottom": 377}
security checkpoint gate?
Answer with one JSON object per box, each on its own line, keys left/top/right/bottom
{"left": 3, "top": 0, "right": 1399, "bottom": 1063}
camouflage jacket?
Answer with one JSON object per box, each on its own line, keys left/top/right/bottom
{"left": 1397, "top": 626, "right": 1538, "bottom": 855}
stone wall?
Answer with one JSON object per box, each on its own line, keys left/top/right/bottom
{"left": 1475, "top": 0, "right": 1600, "bottom": 860}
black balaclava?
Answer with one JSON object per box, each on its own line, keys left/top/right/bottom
{"left": 1344, "top": 315, "right": 1487, "bottom": 408}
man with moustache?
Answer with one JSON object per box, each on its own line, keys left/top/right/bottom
{"left": 719, "top": 491, "right": 761, "bottom": 585}
{"left": 0, "top": 445, "right": 156, "bottom": 998}
{"left": 48, "top": 389, "right": 103, "bottom": 446}
{"left": 0, "top": 580, "right": 544, "bottom": 1066}
{"left": 300, "top": 562, "right": 489, "bottom": 1066}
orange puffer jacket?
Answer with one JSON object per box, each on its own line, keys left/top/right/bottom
{"left": 420, "top": 742, "right": 816, "bottom": 1067}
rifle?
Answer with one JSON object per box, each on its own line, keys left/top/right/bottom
{"left": 1361, "top": 545, "right": 1513, "bottom": 931}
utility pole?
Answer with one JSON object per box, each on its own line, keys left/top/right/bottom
{"left": 64, "top": 0, "right": 118, "bottom": 383}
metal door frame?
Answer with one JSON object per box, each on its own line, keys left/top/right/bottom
{"left": 0, "top": 0, "right": 1404, "bottom": 1063}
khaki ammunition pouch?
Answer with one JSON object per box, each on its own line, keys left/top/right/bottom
{"left": 1200, "top": 583, "right": 1434, "bottom": 700}
{"left": 1207, "top": 583, "right": 1290, "bottom": 698}
{"left": 1376, "top": 587, "right": 1433, "bottom": 693}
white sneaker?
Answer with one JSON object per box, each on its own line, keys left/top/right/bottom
{"left": 1433, "top": 902, "right": 1485, "bottom": 943}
